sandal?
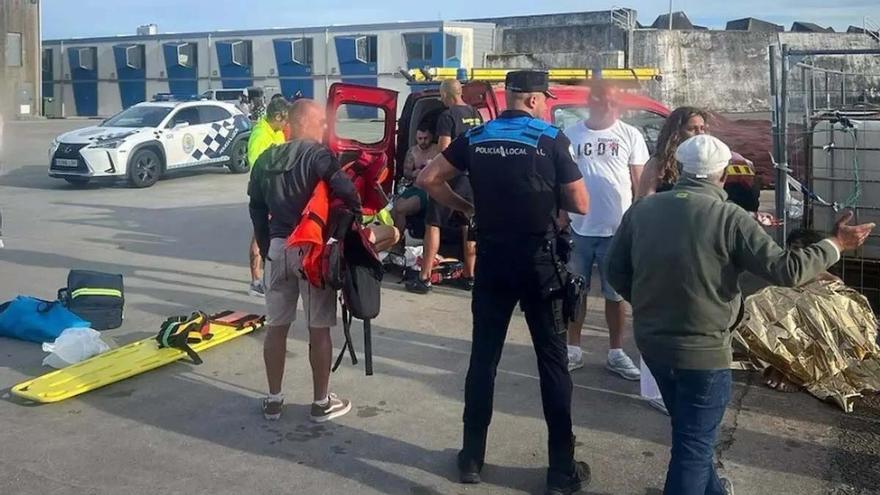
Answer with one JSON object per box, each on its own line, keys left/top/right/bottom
{"left": 262, "top": 394, "right": 284, "bottom": 421}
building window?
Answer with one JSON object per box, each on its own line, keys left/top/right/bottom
{"left": 292, "top": 38, "right": 313, "bottom": 65}
{"left": 174, "top": 42, "right": 197, "bottom": 68}
{"left": 126, "top": 45, "right": 144, "bottom": 70}
{"left": 42, "top": 48, "right": 53, "bottom": 73}
{"left": 118, "top": 44, "right": 144, "bottom": 70}
{"left": 76, "top": 47, "right": 96, "bottom": 71}
{"left": 6, "top": 33, "right": 22, "bottom": 67}
{"left": 230, "top": 40, "right": 252, "bottom": 66}
{"left": 355, "top": 36, "right": 377, "bottom": 64}
{"left": 403, "top": 33, "right": 433, "bottom": 61}
{"left": 445, "top": 34, "right": 460, "bottom": 60}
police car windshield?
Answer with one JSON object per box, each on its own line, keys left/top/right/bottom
{"left": 102, "top": 106, "right": 173, "bottom": 128}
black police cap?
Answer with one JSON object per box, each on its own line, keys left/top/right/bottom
{"left": 505, "top": 70, "right": 557, "bottom": 99}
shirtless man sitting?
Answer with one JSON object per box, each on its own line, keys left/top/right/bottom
{"left": 391, "top": 125, "right": 439, "bottom": 236}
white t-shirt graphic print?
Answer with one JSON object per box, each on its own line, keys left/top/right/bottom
{"left": 565, "top": 120, "right": 650, "bottom": 237}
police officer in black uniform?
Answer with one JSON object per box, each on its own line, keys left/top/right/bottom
{"left": 417, "top": 71, "right": 591, "bottom": 495}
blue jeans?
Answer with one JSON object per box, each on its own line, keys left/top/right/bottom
{"left": 568, "top": 234, "right": 623, "bottom": 302}
{"left": 644, "top": 359, "right": 732, "bottom": 495}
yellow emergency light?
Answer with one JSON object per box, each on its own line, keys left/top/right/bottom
{"left": 407, "top": 67, "right": 662, "bottom": 84}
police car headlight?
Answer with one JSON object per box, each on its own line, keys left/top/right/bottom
{"left": 92, "top": 138, "right": 126, "bottom": 149}
{"left": 48, "top": 138, "right": 60, "bottom": 158}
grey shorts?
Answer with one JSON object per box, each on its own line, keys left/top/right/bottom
{"left": 265, "top": 238, "right": 337, "bottom": 328}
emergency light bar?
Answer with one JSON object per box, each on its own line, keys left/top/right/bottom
{"left": 151, "top": 93, "right": 206, "bottom": 102}
{"left": 406, "top": 67, "right": 662, "bottom": 84}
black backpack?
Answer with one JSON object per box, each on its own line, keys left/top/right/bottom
{"left": 58, "top": 270, "right": 124, "bottom": 330}
{"left": 340, "top": 223, "right": 382, "bottom": 319}
{"left": 331, "top": 219, "right": 383, "bottom": 376}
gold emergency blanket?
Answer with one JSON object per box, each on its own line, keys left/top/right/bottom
{"left": 732, "top": 280, "right": 880, "bottom": 412}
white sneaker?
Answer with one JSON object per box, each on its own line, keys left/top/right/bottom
{"left": 568, "top": 350, "right": 585, "bottom": 372}
{"left": 606, "top": 351, "right": 641, "bottom": 381}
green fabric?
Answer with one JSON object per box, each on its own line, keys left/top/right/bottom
{"left": 363, "top": 209, "right": 393, "bottom": 226}
{"left": 607, "top": 177, "right": 839, "bottom": 370}
{"left": 399, "top": 186, "right": 428, "bottom": 211}
{"left": 247, "top": 118, "right": 286, "bottom": 169}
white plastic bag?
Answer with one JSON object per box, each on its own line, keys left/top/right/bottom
{"left": 404, "top": 246, "right": 423, "bottom": 269}
{"left": 42, "top": 327, "right": 110, "bottom": 369}
{"left": 639, "top": 358, "right": 662, "bottom": 401}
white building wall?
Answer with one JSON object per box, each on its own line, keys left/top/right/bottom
{"left": 44, "top": 22, "right": 490, "bottom": 116}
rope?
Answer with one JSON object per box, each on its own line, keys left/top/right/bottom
{"left": 774, "top": 115, "right": 866, "bottom": 214}
{"left": 838, "top": 125, "right": 862, "bottom": 210}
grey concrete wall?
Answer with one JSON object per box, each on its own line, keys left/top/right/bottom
{"left": 485, "top": 23, "right": 628, "bottom": 70}
{"left": 0, "top": 0, "right": 41, "bottom": 119}
{"left": 499, "top": 24, "right": 627, "bottom": 56}
{"left": 470, "top": 10, "right": 626, "bottom": 29}
{"left": 487, "top": 52, "right": 599, "bottom": 69}
{"left": 486, "top": 51, "right": 629, "bottom": 70}
{"left": 631, "top": 30, "right": 778, "bottom": 111}
{"left": 632, "top": 30, "right": 880, "bottom": 112}
{"left": 472, "top": 12, "right": 880, "bottom": 113}
{"left": 469, "top": 9, "right": 631, "bottom": 54}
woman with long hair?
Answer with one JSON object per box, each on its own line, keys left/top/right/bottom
{"left": 637, "top": 106, "right": 709, "bottom": 197}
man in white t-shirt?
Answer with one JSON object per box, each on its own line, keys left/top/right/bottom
{"left": 564, "top": 81, "right": 650, "bottom": 380}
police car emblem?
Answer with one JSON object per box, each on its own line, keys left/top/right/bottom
{"left": 182, "top": 134, "right": 195, "bottom": 154}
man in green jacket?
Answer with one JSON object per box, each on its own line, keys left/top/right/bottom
{"left": 606, "top": 134, "right": 874, "bottom": 495}
{"left": 247, "top": 97, "right": 289, "bottom": 297}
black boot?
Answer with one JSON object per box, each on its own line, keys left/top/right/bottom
{"left": 457, "top": 450, "right": 483, "bottom": 484}
{"left": 458, "top": 426, "right": 487, "bottom": 484}
{"left": 545, "top": 461, "right": 591, "bottom": 495}
{"left": 546, "top": 435, "right": 590, "bottom": 494}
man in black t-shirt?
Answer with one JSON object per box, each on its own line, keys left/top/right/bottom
{"left": 406, "top": 79, "right": 481, "bottom": 294}
{"left": 249, "top": 100, "right": 362, "bottom": 424}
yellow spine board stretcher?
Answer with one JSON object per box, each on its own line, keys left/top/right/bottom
{"left": 11, "top": 311, "right": 264, "bottom": 403}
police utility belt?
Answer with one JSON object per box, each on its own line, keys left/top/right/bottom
{"left": 468, "top": 116, "right": 586, "bottom": 325}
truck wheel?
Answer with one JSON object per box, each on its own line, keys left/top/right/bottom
{"left": 128, "top": 148, "right": 162, "bottom": 188}
{"left": 226, "top": 138, "right": 249, "bottom": 174}
{"left": 64, "top": 177, "right": 91, "bottom": 187}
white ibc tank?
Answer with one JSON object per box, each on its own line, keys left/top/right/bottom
{"left": 810, "top": 117, "right": 880, "bottom": 260}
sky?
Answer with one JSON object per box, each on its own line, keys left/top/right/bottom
{"left": 42, "top": 0, "right": 880, "bottom": 39}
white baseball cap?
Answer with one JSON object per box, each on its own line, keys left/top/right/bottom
{"left": 675, "top": 135, "right": 732, "bottom": 178}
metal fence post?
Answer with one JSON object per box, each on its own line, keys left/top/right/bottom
{"left": 776, "top": 45, "right": 790, "bottom": 244}
{"left": 769, "top": 45, "right": 791, "bottom": 245}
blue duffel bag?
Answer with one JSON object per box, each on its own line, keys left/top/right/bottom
{"left": 0, "top": 296, "right": 91, "bottom": 343}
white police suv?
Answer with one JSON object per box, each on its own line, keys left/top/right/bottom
{"left": 49, "top": 98, "right": 252, "bottom": 188}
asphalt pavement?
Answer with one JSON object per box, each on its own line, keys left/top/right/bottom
{"left": 0, "top": 119, "right": 877, "bottom": 494}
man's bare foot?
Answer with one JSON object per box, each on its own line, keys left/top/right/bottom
{"left": 763, "top": 368, "right": 801, "bottom": 393}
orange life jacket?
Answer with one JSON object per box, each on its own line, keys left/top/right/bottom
{"left": 286, "top": 181, "right": 331, "bottom": 288}
{"left": 287, "top": 151, "right": 390, "bottom": 289}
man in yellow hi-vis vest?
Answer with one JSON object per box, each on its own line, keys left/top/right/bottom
{"left": 247, "top": 97, "right": 289, "bottom": 297}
